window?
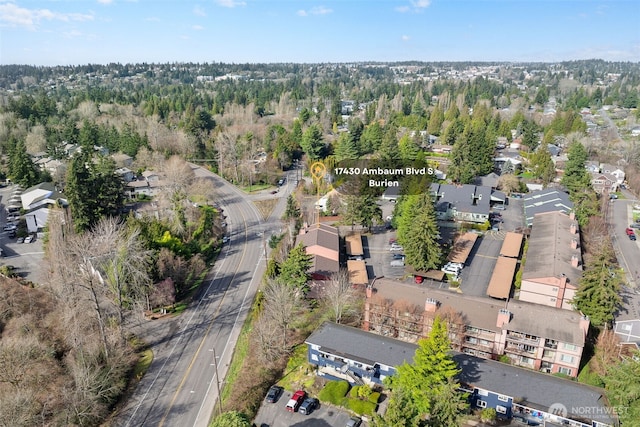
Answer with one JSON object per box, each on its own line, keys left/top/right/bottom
{"left": 476, "top": 400, "right": 487, "bottom": 408}
{"left": 558, "top": 367, "right": 572, "bottom": 376}
{"left": 498, "top": 395, "right": 509, "bottom": 402}
{"left": 560, "top": 354, "right": 575, "bottom": 364}
{"left": 563, "top": 343, "right": 577, "bottom": 351}
{"left": 496, "top": 405, "right": 507, "bottom": 414}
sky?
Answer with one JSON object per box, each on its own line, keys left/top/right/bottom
{"left": 1, "top": 0, "right": 639, "bottom": 66}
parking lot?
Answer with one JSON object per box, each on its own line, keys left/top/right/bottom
{"left": 254, "top": 389, "right": 356, "bottom": 427}
{"left": 0, "top": 185, "right": 45, "bottom": 283}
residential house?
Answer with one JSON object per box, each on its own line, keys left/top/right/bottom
{"left": 430, "top": 183, "right": 491, "bottom": 223}
{"left": 20, "top": 182, "right": 67, "bottom": 233}
{"left": 429, "top": 144, "right": 453, "bottom": 154}
{"left": 363, "top": 279, "right": 589, "bottom": 377}
{"left": 519, "top": 212, "right": 582, "bottom": 310}
{"left": 305, "top": 322, "right": 614, "bottom": 427}
{"left": 115, "top": 167, "right": 135, "bottom": 183}
{"left": 523, "top": 189, "right": 573, "bottom": 226}
{"left": 296, "top": 223, "right": 340, "bottom": 280}
{"left": 600, "top": 163, "right": 625, "bottom": 185}
{"left": 585, "top": 161, "right": 600, "bottom": 173}
{"left": 111, "top": 152, "right": 134, "bottom": 167}
{"left": 590, "top": 171, "right": 618, "bottom": 194}
{"left": 126, "top": 169, "right": 165, "bottom": 197}
{"left": 473, "top": 172, "right": 500, "bottom": 189}
{"left": 546, "top": 144, "right": 561, "bottom": 157}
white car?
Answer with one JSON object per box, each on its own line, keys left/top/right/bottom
{"left": 3, "top": 224, "right": 17, "bottom": 232}
{"left": 442, "top": 264, "right": 463, "bottom": 275}
{"left": 24, "top": 235, "right": 34, "bottom": 244}
{"left": 390, "top": 243, "right": 403, "bottom": 252}
{"left": 222, "top": 236, "right": 230, "bottom": 244}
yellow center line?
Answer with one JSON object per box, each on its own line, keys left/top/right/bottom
{"left": 158, "top": 206, "right": 250, "bottom": 427}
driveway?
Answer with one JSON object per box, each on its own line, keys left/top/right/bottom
{"left": 459, "top": 232, "right": 503, "bottom": 297}
{"left": 254, "top": 390, "right": 354, "bottom": 427}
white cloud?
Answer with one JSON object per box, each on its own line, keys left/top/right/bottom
{"left": 63, "top": 29, "right": 83, "bottom": 38}
{"left": 97, "top": 0, "right": 113, "bottom": 5}
{"left": 192, "top": 24, "right": 204, "bottom": 30}
{"left": 396, "top": 0, "right": 431, "bottom": 13}
{"left": 215, "top": 0, "right": 246, "bottom": 8}
{"left": 0, "top": 2, "right": 94, "bottom": 29}
{"left": 297, "top": 6, "right": 332, "bottom": 17}
{"left": 145, "top": 16, "right": 160, "bottom": 22}
{"left": 401, "top": 35, "right": 410, "bottom": 41}
{"left": 193, "top": 5, "right": 206, "bottom": 16}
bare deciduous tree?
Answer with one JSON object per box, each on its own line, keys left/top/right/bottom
{"left": 261, "top": 279, "right": 304, "bottom": 352}
{"left": 322, "top": 269, "right": 359, "bottom": 324}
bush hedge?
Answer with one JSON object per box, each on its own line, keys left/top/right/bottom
{"left": 318, "top": 380, "right": 350, "bottom": 405}
{"left": 345, "top": 398, "right": 377, "bottom": 416}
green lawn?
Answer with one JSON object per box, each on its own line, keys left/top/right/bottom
{"left": 240, "top": 183, "right": 271, "bottom": 193}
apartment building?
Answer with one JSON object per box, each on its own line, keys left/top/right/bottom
{"left": 519, "top": 211, "right": 583, "bottom": 310}
{"left": 363, "top": 280, "right": 589, "bottom": 377}
{"left": 295, "top": 223, "right": 340, "bottom": 280}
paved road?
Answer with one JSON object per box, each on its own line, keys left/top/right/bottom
{"left": 114, "top": 165, "right": 296, "bottom": 427}
{"left": 608, "top": 193, "right": 639, "bottom": 288}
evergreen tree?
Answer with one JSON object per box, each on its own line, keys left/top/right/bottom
{"left": 529, "top": 142, "right": 556, "bottom": 185}
{"left": 428, "top": 378, "right": 469, "bottom": 427}
{"left": 392, "top": 317, "right": 461, "bottom": 415}
{"left": 573, "top": 244, "right": 622, "bottom": 327}
{"left": 278, "top": 243, "right": 312, "bottom": 290}
{"left": 398, "top": 134, "right": 420, "bottom": 161}
{"left": 427, "top": 104, "right": 444, "bottom": 136}
{"left": 378, "top": 126, "right": 400, "bottom": 160}
{"left": 603, "top": 351, "right": 640, "bottom": 424}
{"left": 334, "top": 132, "right": 360, "bottom": 162}
{"left": 300, "top": 124, "right": 324, "bottom": 160}
{"left": 360, "top": 122, "right": 383, "bottom": 154}
{"left": 9, "top": 139, "right": 42, "bottom": 187}
{"left": 342, "top": 195, "right": 382, "bottom": 232}
{"left": 370, "top": 387, "right": 420, "bottom": 427}
{"left": 561, "top": 142, "right": 590, "bottom": 193}
{"left": 210, "top": 411, "right": 251, "bottom": 427}
{"left": 283, "top": 195, "right": 301, "bottom": 220}
{"left": 397, "top": 194, "right": 442, "bottom": 272}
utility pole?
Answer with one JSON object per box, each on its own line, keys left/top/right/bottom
{"left": 213, "top": 347, "right": 223, "bottom": 416}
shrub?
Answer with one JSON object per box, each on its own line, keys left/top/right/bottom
{"left": 480, "top": 408, "right": 497, "bottom": 422}
{"left": 346, "top": 398, "right": 377, "bottom": 416}
{"left": 498, "top": 354, "right": 511, "bottom": 364}
{"left": 368, "top": 391, "right": 380, "bottom": 404}
{"left": 318, "top": 380, "right": 350, "bottom": 405}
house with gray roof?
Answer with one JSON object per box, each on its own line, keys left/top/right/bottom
{"left": 523, "top": 189, "right": 573, "bottom": 226}
{"left": 305, "top": 322, "right": 615, "bottom": 427}
{"left": 431, "top": 183, "right": 491, "bottom": 223}
{"left": 295, "top": 223, "right": 340, "bottom": 280}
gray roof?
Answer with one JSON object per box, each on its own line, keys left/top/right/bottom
{"left": 455, "top": 353, "right": 615, "bottom": 425}
{"left": 305, "top": 322, "right": 418, "bottom": 368}
{"left": 474, "top": 173, "right": 501, "bottom": 189}
{"left": 547, "top": 144, "right": 561, "bottom": 156}
{"left": 522, "top": 211, "right": 583, "bottom": 287}
{"left": 296, "top": 224, "right": 339, "bottom": 252}
{"left": 523, "top": 189, "right": 573, "bottom": 226}
{"left": 614, "top": 319, "right": 640, "bottom": 347}
{"left": 434, "top": 184, "right": 491, "bottom": 215}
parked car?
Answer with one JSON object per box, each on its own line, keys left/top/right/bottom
{"left": 392, "top": 253, "right": 405, "bottom": 260}
{"left": 626, "top": 228, "right": 635, "bottom": 236}
{"left": 222, "top": 236, "right": 230, "bottom": 244}
{"left": 265, "top": 385, "right": 283, "bottom": 403}
{"left": 610, "top": 194, "right": 618, "bottom": 199}
{"left": 630, "top": 234, "right": 637, "bottom": 241}
{"left": 24, "top": 235, "right": 34, "bottom": 244}
{"left": 442, "top": 263, "right": 462, "bottom": 275}
{"left": 3, "top": 224, "right": 17, "bottom": 232}
{"left": 390, "top": 259, "right": 405, "bottom": 267}
{"left": 630, "top": 224, "right": 640, "bottom": 229}
{"left": 298, "top": 397, "right": 319, "bottom": 415}
{"left": 390, "top": 243, "right": 403, "bottom": 252}
{"left": 16, "top": 237, "right": 24, "bottom": 244}
{"left": 285, "top": 390, "right": 306, "bottom": 412}
{"left": 346, "top": 417, "right": 362, "bottom": 427}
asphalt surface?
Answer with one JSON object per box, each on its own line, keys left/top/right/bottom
{"left": 254, "top": 390, "right": 354, "bottom": 427}
{"left": 0, "top": 185, "right": 46, "bottom": 283}
{"left": 114, "top": 165, "right": 298, "bottom": 427}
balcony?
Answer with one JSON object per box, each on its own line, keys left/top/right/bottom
{"left": 465, "top": 327, "right": 496, "bottom": 340}
{"left": 464, "top": 338, "right": 494, "bottom": 351}
{"left": 542, "top": 350, "right": 556, "bottom": 362}
{"left": 505, "top": 344, "right": 537, "bottom": 357}
{"left": 506, "top": 332, "right": 540, "bottom": 347}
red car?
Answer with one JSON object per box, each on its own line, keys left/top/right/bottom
{"left": 285, "top": 390, "right": 306, "bottom": 412}
{"left": 626, "top": 228, "right": 635, "bottom": 236}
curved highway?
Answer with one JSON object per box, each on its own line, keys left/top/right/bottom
{"left": 114, "top": 165, "right": 298, "bottom": 427}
